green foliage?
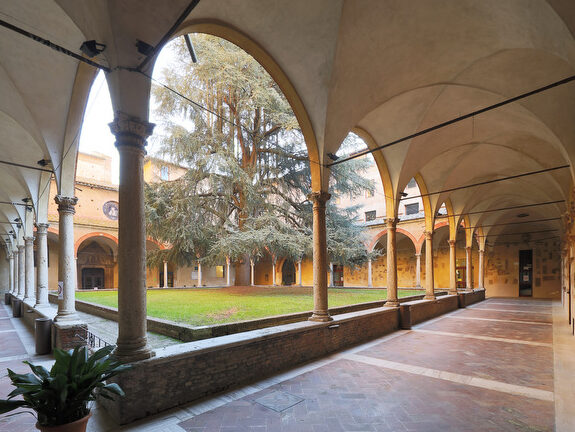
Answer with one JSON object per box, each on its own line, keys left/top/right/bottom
{"left": 0, "top": 345, "right": 130, "bottom": 427}
{"left": 76, "top": 288, "right": 425, "bottom": 326}
{"left": 146, "top": 35, "right": 375, "bottom": 271}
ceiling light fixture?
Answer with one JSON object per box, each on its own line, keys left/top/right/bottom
{"left": 80, "top": 40, "right": 106, "bottom": 57}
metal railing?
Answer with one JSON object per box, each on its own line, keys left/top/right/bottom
{"left": 75, "top": 330, "right": 112, "bottom": 350}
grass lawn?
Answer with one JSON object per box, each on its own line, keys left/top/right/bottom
{"left": 75, "top": 286, "right": 424, "bottom": 326}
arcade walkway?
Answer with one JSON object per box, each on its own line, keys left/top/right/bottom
{"left": 2, "top": 298, "right": 574, "bottom": 431}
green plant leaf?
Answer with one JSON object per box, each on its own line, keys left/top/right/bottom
{"left": 0, "top": 399, "right": 28, "bottom": 414}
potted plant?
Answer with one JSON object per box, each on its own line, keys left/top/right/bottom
{"left": 0, "top": 345, "right": 131, "bottom": 432}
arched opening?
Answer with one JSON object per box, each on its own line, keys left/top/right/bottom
{"left": 76, "top": 236, "right": 118, "bottom": 290}
{"left": 432, "top": 224, "right": 450, "bottom": 289}
{"left": 371, "top": 231, "right": 418, "bottom": 289}
{"left": 281, "top": 259, "right": 296, "bottom": 286}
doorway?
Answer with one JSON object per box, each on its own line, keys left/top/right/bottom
{"left": 281, "top": 260, "right": 296, "bottom": 285}
{"left": 333, "top": 265, "right": 344, "bottom": 287}
{"left": 519, "top": 250, "right": 533, "bottom": 297}
{"left": 82, "top": 268, "right": 105, "bottom": 289}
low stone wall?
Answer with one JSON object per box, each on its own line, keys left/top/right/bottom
{"left": 12, "top": 294, "right": 86, "bottom": 351}
{"left": 461, "top": 288, "right": 486, "bottom": 307}
{"left": 49, "top": 291, "right": 448, "bottom": 342}
{"left": 102, "top": 306, "right": 401, "bottom": 424}
{"left": 401, "top": 295, "right": 459, "bottom": 327}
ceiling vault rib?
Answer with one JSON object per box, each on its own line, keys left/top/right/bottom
{"left": 463, "top": 217, "right": 561, "bottom": 229}
{"left": 403, "top": 165, "right": 569, "bottom": 200}
{"left": 0, "top": 159, "right": 53, "bottom": 173}
{"left": 0, "top": 18, "right": 110, "bottom": 72}
{"left": 328, "top": 75, "right": 575, "bottom": 167}
{"left": 476, "top": 229, "right": 558, "bottom": 238}
{"left": 136, "top": 0, "right": 202, "bottom": 72}
{"left": 440, "top": 200, "right": 565, "bottom": 218}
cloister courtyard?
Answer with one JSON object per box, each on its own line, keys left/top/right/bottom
{"left": 75, "top": 286, "right": 424, "bottom": 326}
{"left": 3, "top": 1, "right": 575, "bottom": 431}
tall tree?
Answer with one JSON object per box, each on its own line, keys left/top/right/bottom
{"left": 146, "top": 35, "right": 375, "bottom": 284}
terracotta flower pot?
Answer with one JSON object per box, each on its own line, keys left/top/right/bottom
{"left": 36, "top": 412, "right": 92, "bottom": 432}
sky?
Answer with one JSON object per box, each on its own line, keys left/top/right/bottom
{"left": 78, "top": 43, "right": 176, "bottom": 184}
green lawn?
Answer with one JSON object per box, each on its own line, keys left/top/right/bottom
{"left": 75, "top": 286, "right": 424, "bottom": 326}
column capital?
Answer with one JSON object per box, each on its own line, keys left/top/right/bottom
{"left": 423, "top": 230, "right": 433, "bottom": 241}
{"left": 109, "top": 112, "right": 155, "bottom": 150}
{"left": 17, "top": 244, "right": 25, "bottom": 251}
{"left": 386, "top": 217, "right": 398, "bottom": 229}
{"left": 447, "top": 239, "right": 456, "bottom": 247}
{"left": 415, "top": 253, "right": 421, "bottom": 257}
{"left": 24, "top": 236, "right": 35, "bottom": 243}
{"left": 307, "top": 191, "right": 331, "bottom": 207}
{"left": 55, "top": 195, "right": 78, "bottom": 215}
{"left": 35, "top": 222, "right": 50, "bottom": 231}
{"left": 465, "top": 245, "right": 472, "bottom": 251}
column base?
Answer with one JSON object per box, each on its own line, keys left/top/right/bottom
{"left": 114, "top": 343, "right": 155, "bottom": 363}
{"left": 423, "top": 294, "right": 436, "bottom": 301}
{"left": 385, "top": 300, "right": 400, "bottom": 307}
{"left": 54, "top": 311, "right": 80, "bottom": 322}
{"left": 308, "top": 312, "right": 333, "bottom": 322}
{"left": 52, "top": 320, "right": 88, "bottom": 350}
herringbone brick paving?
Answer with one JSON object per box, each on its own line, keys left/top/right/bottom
{"left": 179, "top": 298, "right": 555, "bottom": 431}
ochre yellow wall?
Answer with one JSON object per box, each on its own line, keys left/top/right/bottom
{"left": 485, "top": 239, "right": 560, "bottom": 299}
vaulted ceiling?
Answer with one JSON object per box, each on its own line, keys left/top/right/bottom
{"left": 0, "top": 0, "right": 574, "bottom": 250}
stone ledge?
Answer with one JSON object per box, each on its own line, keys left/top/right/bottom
{"left": 48, "top": 290, "right": 448, "bottom": 342}
{"left": 101, "top": 306, "right": 401, "bottom": 424}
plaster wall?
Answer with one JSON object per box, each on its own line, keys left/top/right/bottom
{"left": 484, "top": 239, "right": 560, "bottom": 299}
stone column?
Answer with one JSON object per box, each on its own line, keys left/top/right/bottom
{"left": 35, "top": 224, "right": 49, "bottom": 307}
{"left": 8, "top": 253, "right": 14, "bottom": 294}
{"left": 308, "top": 192, "right": 332, "bottom": 322}
{"left": 109, "top": 114, "right": 155, "bottom": 362}
{"left": 23, "top": 236, "right": 35, "bottom": 302}
{"left": 448, "top": 239, "right": 457, "bottom": 294}
{"left": 386, "top": 218, "right": 399, "bottom": 307}
{"left": 424, "top": 230, "right": 435, "bottom": 300}
{"left": 17, "top": 245, "right": 25, "bottom": 298}
{"left": 54, "top": 195, "right": 78, "bottom": 320}
{"left": 226, "top": 256, "right": 231, "bottom": 286}
{"left": 272, "top": 257, "right": 277, "bottom": 286}
{"left": 163, "top": 261, "right": 168, "bottom": 288}
{"left": 415, "top": 253, "right": 421, "bottom": 288}
{"left": 465, "top": 246, "right": 473, "bottom": 291}
{"left": 298, "top": 260, "right": 302, "bottom": 286}
{"left": 328, "top": 262, "right": 334, "bottom": 287}
{"left": 478, "top": 248, "right": 485, "bottom": 289}
{"left": 197, "top": 261, "right": 202, "bottom": 287}
{"left": 250, "top": 258, "right": 255, "bottom": 286}
{"left": 367, "top": 258, "right": 373, "bottom": 288}
{"left": 13, "top": 249, "right": 18, "bottom": 296}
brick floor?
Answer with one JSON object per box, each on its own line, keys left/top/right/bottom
{"left": 179, "top": 298, "right": 556, "bottom": 432}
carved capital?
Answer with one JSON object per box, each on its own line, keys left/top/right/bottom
{"left": 17, "top": 244, "right": 25, "bottom": 251}
{"left": 109, "top": 112, "right": 155, "bottom": 150}
{"left": 423, "top": 230, "right": 433, "bottom": 241}
{"left": 35, "top": 223, "right": 49, "bottom": 234}
{"left": 24, "top": 236, "right": 35, "bottom": 244}
{"left": 307, "top": 192, "right": 331, "bottom": 208}
{"left": 447, "top": 239, "right": 456, "bottom": 247}
{"left": 465, "top": 246, "right": 472, "bottom": 251}
{"left": 386, "top": 217, "right": 398, "bottom": 229}
{"left": 55, "top": 195, "right": 78, "bottom": 215}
